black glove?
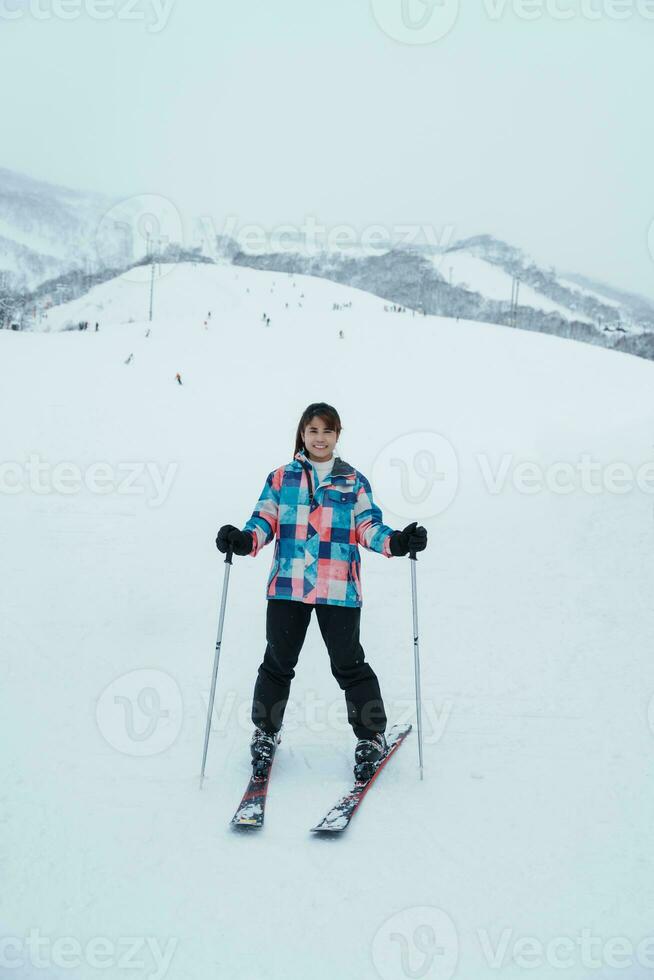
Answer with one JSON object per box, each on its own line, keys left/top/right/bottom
{"left": 216, "top": 524, "right": 253, "bottom": 556}
{"left": 389, "top": 521, "right": 427, "bottom": 557}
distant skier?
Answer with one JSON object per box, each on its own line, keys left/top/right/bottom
{"left": 145, "top": 328, "right": 151, "bottom": 338}
{"left": 216, "top": 401, "right": 428, "bottom": 780}
{"left": 339, "top": 329, "right": 344, "bottom": 339}
{"left": 124, "top": 353, "right": 134, "bottom": 365}
{"left": 95, "top": 322, "right": 99, "bottom": 332}
{"left": 266, "top": 317, "right": 271, "bottom": 327}
{"left": 175, "top": 372, "right": 183, "bottom": 385}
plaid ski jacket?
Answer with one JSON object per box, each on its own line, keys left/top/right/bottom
{"left": 243, "top": 448, "right": 395, "bottom": 607}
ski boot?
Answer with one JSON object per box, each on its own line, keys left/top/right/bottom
{"left": 354, "top": 732, "right": 387, "bottom": 783}
{"left": 250, "top": 727, "right": 278, "bottom": 780}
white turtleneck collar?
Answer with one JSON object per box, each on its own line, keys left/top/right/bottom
{"left": 311, "top": 455, "right": 334, "bottom": 482}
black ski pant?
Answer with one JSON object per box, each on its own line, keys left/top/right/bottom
{"left": 251, "top": 598, "right": 387, "bottom": 740}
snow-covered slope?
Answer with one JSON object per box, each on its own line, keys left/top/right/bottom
{"left": 233, "top": 234, "right": 654, "bottom": 352}
{"left": 2, "top": 262, "right": 654, "bottom": 980}
{"left": 433, "top": 250, "right": 594, "bottom": 323}
{"left": 441, "top": 234, "right": 653, "bottom": 333}
{"left": 559, "top": 276, "right": 622, "bottom": 310}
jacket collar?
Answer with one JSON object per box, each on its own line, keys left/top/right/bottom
{"left": 293, "top": 448, "right": 356, "bottom": 485}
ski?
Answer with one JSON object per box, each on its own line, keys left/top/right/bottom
{"left": 311, "top": 723, "right": 412, "bottom": 834}
{"left": 231, "top": 737, "right": 279, "bottom": 830}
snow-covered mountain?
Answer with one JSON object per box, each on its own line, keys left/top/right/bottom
{"left": 0, "top": 166, "right": 116, "bottom": 290}
{"left": 0, "top": 167, "right": 203, "bottom": 293}
{"left": 3, "top": 260, "right": 654, "bottom": 980}
{"left": 2, "top": 165, "right": 654, "bottom": 356}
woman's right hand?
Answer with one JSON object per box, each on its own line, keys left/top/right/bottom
{"left": 216, "top": 524, "right": 253, "bottom": 556}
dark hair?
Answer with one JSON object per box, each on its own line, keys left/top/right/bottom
{"left": 294, "top": 402, "right": 342, "bottom": 456}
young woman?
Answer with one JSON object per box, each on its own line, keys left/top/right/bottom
{"left": 216, "top": 402, "right": 427, "bottom": 779}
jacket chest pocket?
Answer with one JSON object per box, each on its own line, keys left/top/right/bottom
{"left": 325, "top": 489, "right": 357, "bottom": 506}
{"left": 323, "top": 489, "right": 357, "bottom": 534}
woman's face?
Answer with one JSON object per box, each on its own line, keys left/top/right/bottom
{"left": 302, "top": 416, "right": 338, "bottom": 462}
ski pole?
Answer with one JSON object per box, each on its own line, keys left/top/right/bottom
{"left": 200, "top": 546, "right": 233, "bottom": 787}
{"left": 409, "top": 549, "right": 424, "bottom": 780}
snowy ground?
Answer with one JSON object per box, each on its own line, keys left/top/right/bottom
{"left": 2, "top": 261, "right": 654, "bottom": 980}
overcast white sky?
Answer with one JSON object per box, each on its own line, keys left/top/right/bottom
{"left": 2, "top": 0, "right": 653, "bottom": 297}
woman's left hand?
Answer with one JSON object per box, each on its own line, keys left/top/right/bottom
{"left": 390, "top": 521, "right": 428, "bottom": 556}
